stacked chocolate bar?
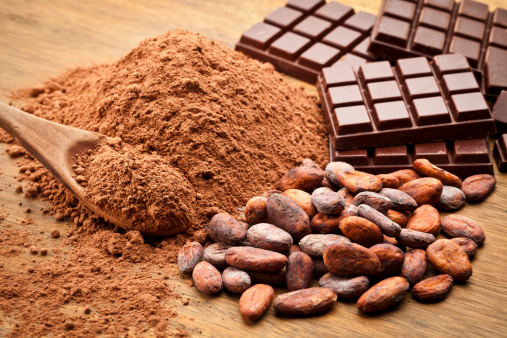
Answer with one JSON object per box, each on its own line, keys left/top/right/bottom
{"left": 236, "top": 0, "right": 507, "bottom": 175}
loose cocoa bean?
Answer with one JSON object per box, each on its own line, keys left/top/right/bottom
{"left": 336, "top": 187, "right": 354, "bottom": 205}
{"left": 451, "top": 237, "right": 478, "bottom": 259}
{"left": 387, "top": 209, "right": 408, "bottom": 227}
{"left": 222, "top": 267, "right": 251, "bottom": 293}
{"left": 239, "top": 284, "right": 274, "bottom": 320}
{"left": 400, "top": 249, "right": 427, "bottom": 285}
{"left": 399, "top": 178, "right": 443, "bottom": 206}
{"left": 261, "top": 190, "right": 282, "bottom": 198}
{"left": 390, "top": 169, "right": 421, "bottom": 185}
{"left": 282, "top": 189, "right": 317, "bottom": 218}
{"left": 288, "top": 244, "right": 301, "bottom": 255}
{"left": 383, "top": 235, "right": 399, "bottom": 246}
{"left": 406, "top": 205, "right": 441, "bottom": 235}
{"left": 441, "top": 215, "right": 485, "bottom": 245}
{"left": 225, "top": 247, "right": 287, "bottom": 272}
{"left": 339, "top": 216, "right": 384, "bottom": 248}
{"left": 311, "top": 187, "right": 346, "bottom": 215}
{"left": 357, "top": 204, "right": 402, "bottom": 238}
{"left": 300, "top": 158, "right": 323, "bottom": 171}
{"left": 310, "top": 213, "right": 342, "bottom": 234}
{"left": 320, "top": 177, "right": 339, "bottom": 190}
{"left": 325, "top": 162, "right": 354, "bottom": 186}
{"left": 337, "top": 170, "right": 383, "bottom": 194}
{"left": 426, "top": 239, "right": 472, "bottom": 281}
{"left": 376, "top": 174, "right": 400, "bottom": 189}
{"left": 396, "top": 229, "right": 436, "bottom": 249}
{"left": 266, "top": 194, "right": 311, "bottom": 241}
{"left": 462, "top": 174, "right": 496, "bottom": 203}
{"left": 435, "top": 186, "right": 466, "bottom": 211}
{"left": 413, "top": 159, "right": 462, "bottom": 188}
{"left": 323, "top": 242, "right": 381, "bottom": 276}
{"left": 247, "top": 223, "right": 293, "bottom": 252}
{"left": 299, "top": 234, "right": 350, "bottom": 256}
{"left": 318, "top": 274, "right": 369, "bottom": 299}
{"left": 206, "top": 213, "right": 247, "bottom": 245}
{"left": 312, "top": 257, "right": 329, "bottom": 276}
{"left": 248, "top": 270, "right": 287, "bottom": 285}
{"left": 178, "top": 242, "right": 204, "bottom": 274}
{"left": 357, "top": 277, "right": 409, "bottom": 312}
{"left": 192, "top": 261, "right": 223, "bottom": 295}
{"left": 353, "top": 192, "right": 392, "bottom": 215}
{"left": 369, "top": 244, "right": 405, "bottom": 278}
{"left": 203, "top": 242, "right": 231, "bottom": 270}
{"left": 244, "top": 196, "right": 268, "bottom": 225}
{"left": 286, "top": 251, "right": 314, "bottom": 291}
{"left": 273, "top": 288, "right": 337, "bottom": 315}
{"left": 412, "top": 274, "right": 453, "bottom": 302}
{"left": 378, "top": 188, "right": 418, "bottom": 212}
{"left": 278, "top": 166, "right": 324, "bottom": 192}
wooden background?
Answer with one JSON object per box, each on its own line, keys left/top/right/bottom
{"left": 1, "top": 0, "right": 507, "bottom": 336}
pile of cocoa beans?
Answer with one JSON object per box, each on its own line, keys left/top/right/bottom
{"left": 178, "top": 158, "right": 495, "bottom": 320}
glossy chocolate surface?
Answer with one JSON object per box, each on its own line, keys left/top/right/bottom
{"left": 493, "top": 134, "right": 507, "bottom": 172}
{"left": 236, "top": 0, "right": 377, "bottom": 83}
{"left": 492, "top": 91, "right": 507, "bottom": 133}
{"left": 330, "top": 138, "right": 494, "bottom": 179}
{"left": 318, "top": 55, "right": 496, "bottom": 150}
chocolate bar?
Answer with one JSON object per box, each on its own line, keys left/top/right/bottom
{"left": 493, "top": 134, "right": 507, "bottom": 172}
{"left": 317, "top": 54, "right": 496, "bottom": 150}
{"left": 368, "top": 0, "right": 507, "bottom": 77}
{"left": 493, "top": 91, "right": 507, "bottom": 133}
{"left": 235, "top": 0, "right": 377, "bottom": 83}
{"left": 483, "top": 62, "right": 507, "bottom": 100}
{"left": 330, "top": 138, "right": 494, "bottom": 179}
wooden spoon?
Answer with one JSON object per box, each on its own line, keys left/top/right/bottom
{"left": 0, "top": 101, "right": 129, "bottom": 229}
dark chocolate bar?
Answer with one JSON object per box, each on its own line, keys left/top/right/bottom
{"left": 492, "top": 91, "right": 507, "bottom": 133}
{"left": 482, "top": 62, "right": 507, "bottom": 100}
{"left": 317, "top": 54, "right": 496, "bottom": 150}
{"left": 330, "top": 138, "right": 494, "bottom": 179}
{"left": 235, "top": 0, "right": 377, "bottom": 83}
{"left": 493, "top": 134, "right": 507, "bottom": 172}
{"left": 368, "top": 0, "right": 507, "bottom": 77}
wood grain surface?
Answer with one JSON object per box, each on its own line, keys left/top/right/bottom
{"left": 1, "top": 0, "right": 507, "bottom": 336}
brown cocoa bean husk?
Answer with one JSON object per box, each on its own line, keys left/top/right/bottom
{"left": 412, "top": 274, "right": 453, "bottom": 302}
{"left": 396, "top": 228, "right": 436, "bottom": 249}
{"left": 266, "top": 194, "right": 311, "bottom": 241}
{"left": 273, "top": 287, "right": 337, "bottom": 315}
{"left": 286, "top": 252, "right": 314, "bottom": 291}
{"left": 203, "top": 242, "right": 231, "bottom": 270}
{"left": 325, "top": 162, "right": 354, "bottom": 186}
{"left": 310, "top": 212, "right": 343, "bottom": 234}
{"left": 278, "top": 166, "right": 324, "bottom": 192}
{"left": 248, "top": 269, "right": 287, "bottom": 285}
{"left": 352, "top": 191, "right": 393, "bottom": 215}
{"left": 323, "top": 242, "right": 381, "bottom": 276}
{"left": 206, "top": 213, "right": 247, "bottom": 245}
{"left": 399, "top": 177, "right": 443, "bottom": 206}
{"left": 282, "top": 189, "right": 317, "bottom": 218}
{"left": 377, "top": 174, "right": 400, "bottom": 189}
{"left": 177, "top": 241, "right": 204, "bottom": 274}
{"left": 400, "top": 249, "right": 427, "bottom": 285}
{"left": 244, "top": 196, "right": 268, "bottom": 225}
{"left": 369, "top": 243, "right": 405, "bottom": 278}
{"left": 337, "top": 170, "right": 383, "bottom": 194}
{"left": 192, "top": 261, "right": 223, "bottom": 295}
{"left": 247, "top": 223, "right": 293, "bottom": 252}
{"left": 357, "top": 276, "right": 409, "bottom": 312}
{"left": 339, "top": 216, "right": 384, "bottom": 248}
{"left": 451, "top": 237, "right": 478, "bottom": 259}
{"left": 239, "top": 284, "right": 274, "bottom": 320}
{"left": 222, "top": 267, "right": 251, "bottom": 293}
{"left": 288, "top": 244, "right": 302, "bottom": 255}
{"left": 300, "top": 158, "right": 323, "bottom": 171}
{"left": 311, "top": 187, "right": 346, "bottom": 215}
{"left": 387, "top": 209, "right": 408, "bottom": 227}
{"left": 299, "top": 234, "right": 351, "bottom": 256}
{"left": 413, "top": 159, "right": 462, "bottom": 188}
{"left": 390, "top": 169, "right": 421, "bottom": 185}
{"left": 336, "top": 187, "right": 355, "bottom": 205}
{"left": 426, "top": 239, "right": 473, "bottom": 281}
{"left": 225, "top": 247, "right": 287, "bottom": 272}
{"left": 441, "top": 215, "right": 485, "bottom": 245}
{"left": 319, "top": 273, "right": 369, "bottom": 299}
{"left": 406, "top": 204, "right": 441, "bottom": 235}
{"left": 383, "top": 235, "right": 399, "bottom": 246}
{"left": 435, "top": 186, "right": 466, "bottom": 211}
{"left": 462, "top": 174, "right": 496, "bottom": 203}
{"left": 378, "top": 188, "right": 418, "bottom": 212}
{"left": 357, "top": 204, "right": 402, "bottom": 237}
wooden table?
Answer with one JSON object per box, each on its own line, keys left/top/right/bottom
{"left": 1, "top": 0, "right": 506, "bottom": 336}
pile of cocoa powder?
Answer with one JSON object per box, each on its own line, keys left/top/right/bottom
{"left": 0, "top": 29, "right": 329, "bottom": 335}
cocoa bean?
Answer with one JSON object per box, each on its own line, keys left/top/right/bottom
{"left": 412, "top": 274, "right": 453, "bottom": 302}
{"left": 451, "top": 237, "right": 478, "bottom": 259}
{"left": 339, "top": 216, "right": 384, "bottom": 248}
{"left": 311, "top": 187, "right": 346, "bottom": 215}
{"left": 387, "top": 209, "right": 408, "bottom": 227}
{"left": 406, "top": 205, "right": 441, "bottom": 235}
{"left": 376, "top": 174, "right": 400, "bottom": 189}
{"left": 266, "top": 194, "right": 311, "bottom": 241}
{"left": 203, "top": 242, "right": 231, "bottom": 270}
{"left": 248, "top": 269, "right": 287, "bottom": 285}
{"left": 282, "top": 189, "right": 317, "bottom": 218}
{"left": 325, "top": 162, "right": 354, "bottom": 186}
{"left": 192, "top": 261, "right": 223, "bottom": 295}
{"left": 336, "top": 187, "right": 354, "bottom": 205}
{"left": 390, "top": 169, "right": 421, "bottom": 185}
{"left": 278, "top": 166, "right": 324, "bottom": 192}
{"left": 312, "top": 257, "right": 329, "bottom": 276}
{"left": 337, "top": 170, "right": 383, "bottom": 194}
{"left": 369, "top": 243, "right": 405, "bottom": 278}
{"left": 323, "top": 242, "right": 381, "bottom": 276}
{"left": 247, "top": 223, "right": 293, "bottom": 252}
{"left": 462, "top": 174, "right": 496, "bottom": 203}
{"left": 378, "top": 188, "right": 418, "bottom": 212}
{"left": 286, "top": 251, "right": 314, "bottom": 291}
{"left": 222, "top": 267, "right": 251, "bottom": 293}
{"left": 353, "top": 191, "right": 392, "bottom": 215}
{"left": 318, "top": 274, "right": 369, "bottom": 299}
{"left": 310, "top": 213, "right": 342, "bottom": 234}
{"left": 441, "top": 215, "right": 485, "bottom": 245}
{"left": 225, "top": 247, "right": 287, "bottom": 272}
{"left": 178, "top": 242, "right": 204, "bottom": 274}
{"left": 426, "top": 239, "right": 472, "bottom": 281}
{"left": 357, "top": 277, "right": 409, "bottom": 312}
{"left": 400, "top": 249, "right": 427, "bottom": 285}
{"left": 299, "top": 234, "right": 350, "bottom": 256}
{"left": 288, "top": 244, "right": 301, "bottom": 255}
{"left": 273, "top": 288, "right": 337, "bottom": 315}
{"left": 300, "top": 158, "right": 323, "bottom": 171}
{"left": 357, "top": 204, "right": 402, "bottom": 237}
{"left": 399, "top": 178, "right": 443, "bottom": 206}
{"left": 383, "top": 235, "right": 399, "bottom": 246}
{"left": 261, "top": 190, "right": 282, "bottom": 198}
{"left": 413, "top": 159, "right": 462, "bottom": 188}
{"left": 239, "top": 284, "right": 274, "bottom": 320}
{"left": 435, "top": 186, "right": 466, "bottom": 211}
{"left": 244, "top": 196, "right": 268, "bottom": 225}
{"left": 396, "top": 229, "right": 436, "bottom": 249}
{"left": 206, "top": 213, "right": 247, "bottom": 245}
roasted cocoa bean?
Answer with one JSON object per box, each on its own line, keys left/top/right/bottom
{"left": 399, "top": 178, "right": 443, "bottom": 206}
{"left": 206, "top": 213, "right": 247, "bottom": 245}
{"left": 396, "top": 229, "right": 436, "bottom": 249}
{"left": 412, "top": 274, "right": 453, "bottom": 302}
{"left": 286, "top": 251, "right": 314, "bottom": 291}
{"left": 311, "top": 187, "right": 346, "bottom": 215}
{"left": 357, "top": 204, "right": 402, "bottom": 237}
{"left": 336, "top": 187, "right": 354, "bottom": 205}
{"left": 222, "top": 267, "right": 251, "bottom": 293}
{"left": 203, "top": 242, "right": 231, "bottom": 270}
{"left": 451, "top": 237, "right": 478, "bottom": 259}
{"left": 441, "top": 215, "right": 485, "bottom": 245}
{"left": 273, "top": 288, "right": 337, "bottom": 315}
{"left": 312, "top": 257, "right": 329, "bottom": 276}
{"left": 390, "top": 169, "right": 421, "bottom": 185}
{"left": 435, "top": 186, "right": 466, "bottom": 210}
{"left": 288, "top": 244, "right": 301, "bottom": 255}
{"left": 325, "top": 162, "right": 354, "bottom": 186}
{"left": 357, "top": 277, "right": 409, "bottom": 312}
{"left": 387, "top": 209, "right": 408, "bottom": 227}
{"left": 323, "top": 242, "right": 381, "bottom": 276}
{"left": 300, "top": 158, "right": 323, "bottom": 171}
{"left": 266, "top": 194, "right": 311, "bottom": 241}
{"left": 299, "top": 234, "right": 350, "bottom": 256}
{"left": 406, "top": 205, "right": 441, "bottom": 235}
{"left": 339, "top": 216, "right": 384, "bottom": 248}
{"left": 318, "top": 274, "right": 369, "bottom": 299}
{"left": 248, "top": 269, "right": 287, "bottom": 285}
{"left": 353, "top": 192, "right": 392, "bottom": 214}
{"left": 426, "top": 239, "right": 472, "bottom": 281}
{"left": 310, "top": 213, "right": 342, "bottom": 234}
{"left": 377, "top": 174, "right": 400, "bottom": 189}
{"left": 192, "top": 261, "right": 223, "bottom": 295}
{"left": 278, "top": 166, "right": 324, "bottom": 192}
{"left": 400, "top": 249, "right": 427, "bottom": 285}
{"left": 244, "top": 196, "right": 268, "bottom": 225}
{"left": 282, "top": 189, "right": 317, "bottom": 218}
{"left": 462, "top": 174, "right": 496, "bottom": 203}
{"left": 261, "top": 190, "right": 282, "bottom": 198}
{"left": 247, "top": 223, "right": 293, "bottom": 252}
{"left": 239, "top": 284, "right": 274, "bottom": 320}
{"left": 178, "top": 242, "right": 204, "bottom": 274}
{"left": 225, "top": 247, "right": 287, "bottom": 272}
{"left": 337, "top": 170, "right": 383, "bottom": 194}
{"left": 369, "top": 244, "right": 405, "bottom": 278}
{"left": 378, "top": 188, "right": 418, "bottom": 212}
{"left": 413, "top": 159, "right": 462, "bottom": 188}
